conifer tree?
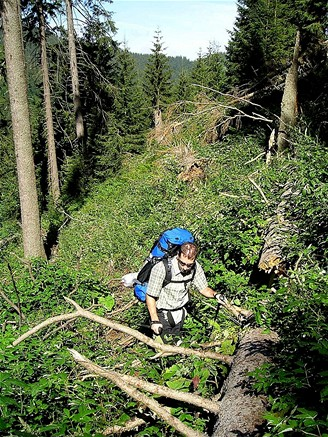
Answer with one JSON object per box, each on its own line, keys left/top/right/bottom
{"left": 63, "top": 5, "right": 120, "bottom": 187}
{"left": 143, "top": 29, "right": 172, "bottom": 130}
{"left": 191, "top": 43, "right": 227, "bottom": 98}
{"left": 191, "top": 50, "right": 208, "bottom": 89}
{"left": 36, "top": 0, "right": 60, "bottom": 204}
{"left": 173, "top": 70, "right": 194, "bottom": 114}
{"left": 1, "top": 0, "right": 45, "bottom": 258}
{"left": 65, "top": 0, "right": 85, "bottom": 143}
{"left": 226, "top": 0, "right": 327, "bottom": 140}
{"left": 114, "top": 46, "right": 148, "bottom": 153}
{"left": 226, "top": 0, "right": 327, "bottom": 91}
{"left": 226, "top": 0, "right": 297, "bottom": 89}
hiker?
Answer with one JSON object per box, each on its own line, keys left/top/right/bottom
{"left": 146, "top": 242, "right": 221, "bottom": 337}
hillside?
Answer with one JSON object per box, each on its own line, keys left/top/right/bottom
{"left": 1, "top": 0, "right": 327, "bottom": 433}
{"left": 1, "top": 116, "right": 327, "bottom": 436}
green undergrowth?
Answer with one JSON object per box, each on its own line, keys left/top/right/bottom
{"left": 0, "top": 129, "right": 327, "bottom": 435}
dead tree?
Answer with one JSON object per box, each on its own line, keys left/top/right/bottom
{"left": 36, "top": 0, "right": 60, "bottom": 203}
{"left": 65, "top": 0, "right": 85, "bottom": 143}
{"left": 277, "top": 31, "right": 301, "bottom": 153}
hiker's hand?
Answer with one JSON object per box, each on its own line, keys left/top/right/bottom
{"left": 215, "top": 293, "right": 228, "bottom": 305}
{"left": 151, "top": 321, "right": 163, "bottom": 335}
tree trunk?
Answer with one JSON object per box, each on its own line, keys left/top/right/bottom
{"left": 1, "top": 0, "right": 45, "bottom": 259}
{"left": 212, "top": 328, "right": 279, "bottom": 437}
{"left": 65, "top": 0, "right": 85, "bottom": 143}
{"left": 37, "top": 0, "right": 60, "bottom": 204}
{"left": 277, "top": 31, "right": 300, "bottom": 153}
{"left": 154, "top": 108, "right": 163, "bottom": 139}
{"left": 258, "top": 181, "right": 298, "bottom": 280}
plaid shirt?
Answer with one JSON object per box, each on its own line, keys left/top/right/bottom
{"left": 147, "top": 256, "right": 208, "bottom": 310}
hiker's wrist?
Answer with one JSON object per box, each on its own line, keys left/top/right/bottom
{"left": 150, "top": 320, "right": 163, "bottom": 335}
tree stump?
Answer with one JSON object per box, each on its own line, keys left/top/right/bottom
{"left": 212, "top": 328, "right": 279, "bottom": 437}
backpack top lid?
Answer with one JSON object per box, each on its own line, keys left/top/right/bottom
{"left": 151, "top": 228, "right": 194, "bottom": 258}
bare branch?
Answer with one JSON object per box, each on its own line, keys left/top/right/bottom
{"left": 109, "top": 299, "right": 136, "bottom": 316}
{"left": 248, "top": 177, "right": 269, "bottom": 204}
{"left": 218, "top": 192, "right": 251, "bottom": 199}
{"left": 0, "top": 234, "right": 19, "bottom": 249}
{"left": 103, "top": 417, "right": 146, "bottom": 435}
{"left": 70, "top": 349, "right": 220, "bottom": 413}
{"left": 12, "top": 312, "right": 79, "bottom": 346}
{"left": 42, "top": 319, "right": 77, "bottom": 340}
{"left": 13, "top": 298, "right": 233, "bottom": 364}
{"left": 191, "top": 83, "right": 257, "bottom": 107}
{"left": 0, "top": 289, "right": 26, "bottom": 320}
{"left": 244, "top": 152, "right": 266, "bottom": 165}
{"left": 69, "top": 349, "right": 206, "bottom": 437}
{"left": 7, "top": 262, "right": 24, "bottom": 326}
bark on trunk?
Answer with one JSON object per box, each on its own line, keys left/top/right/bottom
{"left": 65, "top": 0, "right": 85, "bottom": 142}
{"left": 212, "top": 328, "right": 279, "bottom": 437}
{"left": 1, "top": 0, "right": 45, "bottom": 259}
{"left": 154, "top": 108, "right": 163, "bottom": 138}
{"left": 258, "top": 181, "right": 298, "bottom": 277}
{"left": 277, "top": 31, "right": 300, "bottom": 153}
{"left": 37, "top": 0, "right": 60, "bottom": 203}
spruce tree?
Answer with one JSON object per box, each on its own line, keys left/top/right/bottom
{"left": 226, "top": 0, "right": 327, "bottom": 91}
{"left": 174, "top": 70, "right": 193, "bottom": 113}
{"left": 226, "top": 0, "right": 327, "bottom": 141}
{"left": 1, "top": 0, "right": 45, "bottom": 258}
{"left": 191, "top": 43, "right": 227, "bottom": 99}
{"left": 191, "top": 50, "right": 208, "bottom": 90}
{"left": 113, "top": 47, "right": 149, "bottom": 153}
{"left": 143, "top": 29, "right": 172, "bottom": 128}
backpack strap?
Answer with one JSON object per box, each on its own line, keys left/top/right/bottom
{"left": 162, "top": 257, "right": 196, "bottom": 287}
{"left": 162, "top": 257, "right": 172, "bottom": 287}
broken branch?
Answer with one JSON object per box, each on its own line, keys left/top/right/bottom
{"left": 69, "top": 349, "right": 206, "bottom": 437}
{"left": 248, "top": 177, "right": 269, "bottom": 204}
{"left": 0, "top": 289, "right": 26, "bottom": 320}
{"left": 69, "top": 349, "right": 220, "bottom": 413}
{"left": 13, "top": 297, "right": 232, "bottom": 365}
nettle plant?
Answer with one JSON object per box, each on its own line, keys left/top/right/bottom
{"left": 250, "top": 264, "right": 328, "bottom": 436}
{"left": 0, "top": 256, "right": 236, "bottom": 436}
{"left": 0, "top": 259, "right": 120, "bottom": 436}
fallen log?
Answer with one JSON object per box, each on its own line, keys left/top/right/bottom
{"left": 258, "top": 181, "right": 298, "bottom": 283}
{"left": 212, "top": 328, "right": 279, "bottom": 437}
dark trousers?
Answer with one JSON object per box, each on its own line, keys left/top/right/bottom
{"left": 157, "top": 308, "right": 186, "bottom": 335}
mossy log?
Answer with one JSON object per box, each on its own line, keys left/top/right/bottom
{"left": 212, "top": 328, "right": 279, "bottom": 437}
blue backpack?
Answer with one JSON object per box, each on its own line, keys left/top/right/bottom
{"left": 134, "top": 228, "right": 195, "bottom": 302}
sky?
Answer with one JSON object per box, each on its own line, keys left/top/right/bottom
{"left": 109, "top": 1, "right": 238, "bottom": 61}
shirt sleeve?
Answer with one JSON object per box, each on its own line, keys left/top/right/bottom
{"left": 192, "top": 262, "right": 208, "bottom": 292}
{"left": 146, "top": 261, "right": 166, "bottom": 298}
